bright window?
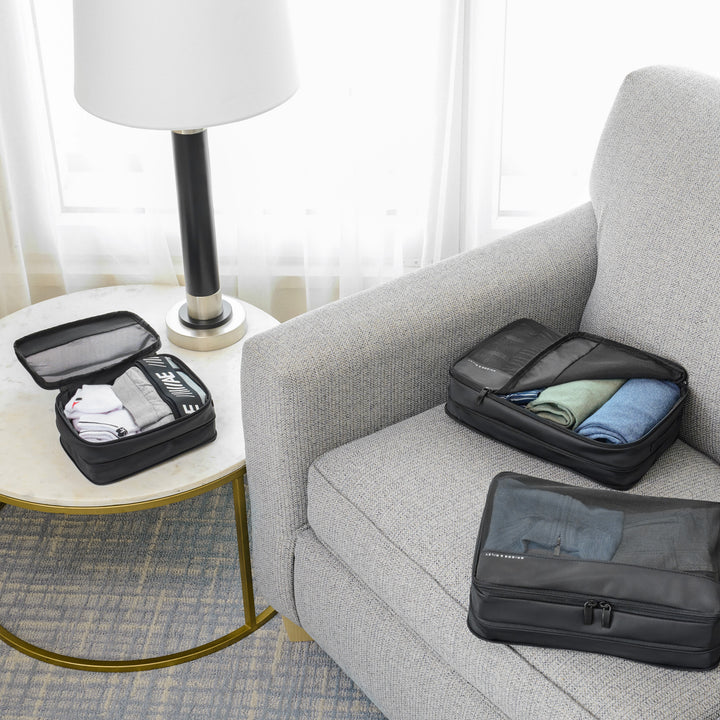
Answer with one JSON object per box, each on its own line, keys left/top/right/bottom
{"left": 33, "top": 0, "right": 442, "bottom": 269}
{"left": 20, "top": 0, "right": 720, "bottom": 307}
{"left": 499, "top": 0, "right": 720, "bottom": 220}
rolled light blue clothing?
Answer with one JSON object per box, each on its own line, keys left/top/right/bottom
{"left": 501, "top": 388, "right": 543, "bottom": 405}
{"left": 576, "top": 378, "right": 680, "bottom": 444}
{"left": 483, "top": 477, "right": 624, "bottom": 562}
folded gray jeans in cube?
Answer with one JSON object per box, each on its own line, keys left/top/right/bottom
{"left": 113, "top": 366, "right": 174, "bottom": 431}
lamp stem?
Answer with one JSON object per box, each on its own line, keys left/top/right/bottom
{"left": 165, "top": 129, "right": 246, "bottom": 351}
{"left": 171, "top": 129, "right": 223, "bottom": 321}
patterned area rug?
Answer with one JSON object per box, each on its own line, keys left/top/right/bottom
{"left": 0, "top": 483, "right": 386, "bottom": 720}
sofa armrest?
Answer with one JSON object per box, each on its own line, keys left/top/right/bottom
{"left": 242, "top": 201, "right": 598, "bottom": 622}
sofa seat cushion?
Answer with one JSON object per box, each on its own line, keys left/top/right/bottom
{"left": 307, "top": 404, "right": 720, "bottom": 720}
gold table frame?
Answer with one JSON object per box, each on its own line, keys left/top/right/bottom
{"left": 0, "top": 465, "right": 276, "bottom": 672}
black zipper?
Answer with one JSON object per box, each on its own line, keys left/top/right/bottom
{"left": 493, "top": 334, "right": 587, "bottom": 394}
{"left": 78, "top": 416, "right": 217, "bottom": 465}
{"left": 474, "top": 581, "right": 716, "bottom": 626}
{"left": 494, "top": 332, "right": 687, "bottom": 394}
{"left": 67, "top": 397, "right": 210, "bottom": 445}
{"left": 583, "top": 600, "right": 612, "bottom": 628}
{"left": 451, "top": 331, "right": 688, "bottom": 399}
{"left": 71, "top": 413, "right": 192, "bottom": 444}
{"left": 469, "top": 390, "right": 683, "bottom": 464}
{"left": 463, "top": 398, "right": 646, "bottom": 474}
{"left": 583, "top": 599, "right": 598, "bottom": 625}
{"left": 474, "top": 617, "right": 715, "bottom": 657}
{"left": 73, "top": 419, "right": 132, "bottom": 438}
{"left": 501, "top": 389, "right": 686, "bottom": 445}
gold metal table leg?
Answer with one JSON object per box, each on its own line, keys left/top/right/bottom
{"left": 0, "top": 470, "right": 276, "bottom": 672}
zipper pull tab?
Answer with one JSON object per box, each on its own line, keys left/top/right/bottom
{"left": 477, "top": 388, "right": 489, "bottom": 404}
{"left": 583, "top": 600, "right": 597, "bottom": 625}
{"left": 599, "top": 601, "right": 613, "bottom": 628}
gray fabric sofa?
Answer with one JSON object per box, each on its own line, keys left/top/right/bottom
{"left": 241, "top": 66, "right": 720, "bottom": 719}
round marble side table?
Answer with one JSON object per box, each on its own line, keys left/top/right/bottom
{"left": 0, "top": 285, "right": 278, "bottom": 671}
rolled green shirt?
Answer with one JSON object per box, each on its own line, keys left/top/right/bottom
{"left": 526, "top": 378, "right": 625, "bottom": 429}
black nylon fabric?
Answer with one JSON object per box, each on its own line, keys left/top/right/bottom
{"left": 15, "top": 313, "right": 216, "bottom": 485}
{"left": 447, "top": 319, "right": 688, "bottom": 488}
{"left": 14, "top": 312, "right": 161, "bottom": 389}
{"left": 468, "top": 473, "right": 720, "bottom": 669}
{"left": 53, "top": 354, "right": 216, "bottom": 484}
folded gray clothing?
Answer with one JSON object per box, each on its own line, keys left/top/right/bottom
{"left": 612, "top": 507, "right": 720, "bottom": 578}
{"left": 483, "top": 477, "right": 625, "bottom": 562}
{"left": 112, "top": 367, "right": 174, "bottom": 431}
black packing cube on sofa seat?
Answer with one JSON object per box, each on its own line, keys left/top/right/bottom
{"left": 446, "top": 319, "right": 688, "bottom": 489}
{"left": 468, "top": 472, "right": 720, "bottom": 669}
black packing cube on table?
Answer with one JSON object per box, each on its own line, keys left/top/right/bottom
{"left": 468, "top": 472, "right": 720, "bottom": 669}
{"left": 14, "top": 311, "right": 216, "bottom": 485}
{"left": 446, "top": 319, "right": 688, "bottom": 489}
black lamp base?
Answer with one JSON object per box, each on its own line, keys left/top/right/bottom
{"left": 166, "top": 295, "right": 247, "bottom": 351}
{"left": 178, "top": 299, "right": 234, "bottom": 330}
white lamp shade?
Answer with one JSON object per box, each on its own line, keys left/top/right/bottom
{"left": 73, "top": 0, "right": 299, "bottom": 130}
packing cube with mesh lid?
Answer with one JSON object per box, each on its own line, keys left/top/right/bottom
{"left": 468, "top": 472, "right": 720, "bottom": 668}
{"left": 447, "top": 319, "right": 688, "bottom": 489}
{"left": 14, "top": 311, "right": 216, "bottom": 484}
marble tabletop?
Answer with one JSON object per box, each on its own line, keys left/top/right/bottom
{"left": 0, "top": 285, "right": 278, "bottom": 510}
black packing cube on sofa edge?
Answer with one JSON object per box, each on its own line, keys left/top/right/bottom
{"left": 14, "top": 311, "right": 216, "bottom": 485}
{"left": 446, "top": 319, "right": 688, "bottom": 489}
{"left": 468, "top": 472, "right": 720, "bottom": 669}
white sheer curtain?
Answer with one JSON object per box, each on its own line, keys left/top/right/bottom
{"left": 498, "top": 0, "right": 720, "bottom": 222}
{"left": 3, "top": 0, "right": 720, "bottom": 321}
{"left": 423, "top": 0, "right": 507, "bottom": 264}
{"left": 0, "top": 2, "right": 65, "bottom": 315}
{"left": 426, "top": 0, "right": 720, "bottom": 259}
{"left": 0, "top": 0, "right": 443, "bottom": 321}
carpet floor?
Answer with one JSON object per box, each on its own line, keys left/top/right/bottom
{"left": 0, "top": 482, "right": 386, "bottom": 720}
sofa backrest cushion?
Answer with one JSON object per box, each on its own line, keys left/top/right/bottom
{"left": 581, "top": 66, "right": 720, "bottom": 462}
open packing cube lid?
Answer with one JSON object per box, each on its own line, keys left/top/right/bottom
{"left": 14, "top": 311, "right": 161, "bottom": 390}
{"left": 450, "top": 318, "right": 687, "bottom": 394}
